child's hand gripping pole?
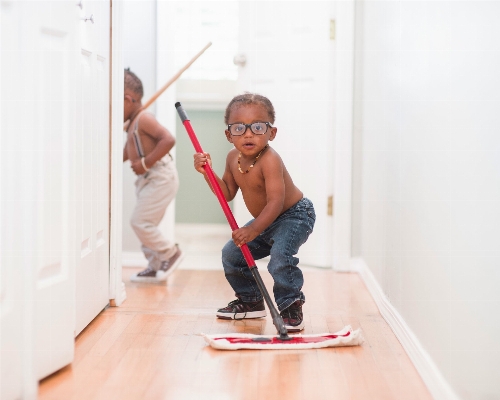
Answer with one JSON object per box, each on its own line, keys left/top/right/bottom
{"left": 175, "top": 102, "right": 290, "bottom": 340}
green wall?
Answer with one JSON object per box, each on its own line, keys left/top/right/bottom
{"left": 175, "top": 109, "right": 234, "bottom": 223}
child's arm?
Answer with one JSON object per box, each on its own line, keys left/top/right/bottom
{"left": 194, "top": 152, "right": 239, "bottom": 202}
{"left": 130, "top": 113, "right": 175, "bottom": 174}
{"left": 123, "top": 145, "right": 128, "bottom": 162}
{"left": 232, "top": 154, "right": 285, "bottom": 247}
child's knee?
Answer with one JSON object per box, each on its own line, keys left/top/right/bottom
{"left": 130, "top": 216, "right": 151, "bottom": 236}
{"left": 222, "top": 240, "right": 238, "bottom": 257}
{"left": 268, "top": 251, "right": 298, "bottom": 272}
{"left": 221, "top": 240, "right": 242, "bottom": 266}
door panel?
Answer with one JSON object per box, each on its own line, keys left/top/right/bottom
{"left": 75, "top": 0, "right": 110, "bottom": 335}
{"left": 1, "top": 2, "right": 27, "bottom": 396}
{"left": 26, "top": 1, "right": 78, "bottom": 380}
{"left": 1, "top": 0, "right": 111, "bottom": 386}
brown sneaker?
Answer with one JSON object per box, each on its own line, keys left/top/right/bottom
{"left": 130, "top": 245, "right": 184, "bottom": 283}
{"left": 156, "top": 245, "right": 184, "bottom": 281}
{"left": 216, "top": 298, "right": 267, "bottom": 320}
{"left": 280, "top": 301, "right": 304, "bottom": 332}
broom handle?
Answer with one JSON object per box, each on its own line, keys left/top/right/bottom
{"left": 124, "top": 43, "right": 212, "bottom": 131}
{"left": 142, "top": 42, "right": 212, "bottom": 111}
{"left": 175, "top": 102, "right": 290, "bottom": 339}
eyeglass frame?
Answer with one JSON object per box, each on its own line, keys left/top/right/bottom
{"left": 227, "top": 122, "right": 273, "bottom": 136}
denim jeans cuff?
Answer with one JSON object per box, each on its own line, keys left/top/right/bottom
{"left": 238, "top": 295, "right": 263, "bottom": 303}
{"left": 278, "top": 298, "right": 304, "bottom": 312}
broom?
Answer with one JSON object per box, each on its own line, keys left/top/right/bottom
{"left": 175, "top": 102, "right": 363, "bottom": 350}
{"left": 124, "top": 42, "right": 212, "bottom": 131}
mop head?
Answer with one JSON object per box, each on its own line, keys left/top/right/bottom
{"left": 201, "top": 325, "right": 363, "bottom": 350}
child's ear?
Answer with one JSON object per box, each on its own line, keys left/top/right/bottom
{"left": 225, "top": 130, "right": 233, "bottom": 143}
{"left": 269, "top": 127, "right": 277, "bottom": 141}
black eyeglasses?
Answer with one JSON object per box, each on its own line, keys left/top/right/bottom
{"left": 227, "top": 122, "right": 272, "bottom": 136}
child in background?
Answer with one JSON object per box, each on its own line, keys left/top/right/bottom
{"left": 123, "top": 69, "right": 183, "bottom": 282}
{"left": 193, "top": 93, "right": 316, "bottom": 331}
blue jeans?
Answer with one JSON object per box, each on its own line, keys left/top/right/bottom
{"left": 221, "top": 198, "right": 316, "bottom": 312}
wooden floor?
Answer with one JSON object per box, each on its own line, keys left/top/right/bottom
{"left": 39, "top": 264, "right": 431, "bottom": 400}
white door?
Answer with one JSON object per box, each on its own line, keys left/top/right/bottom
{"left": 75, "top": 0, "right": 110, "bottom": 335}
{"left": 236, "top": 2, "right": 335, "bottom": 267}
{"left": 0, "top": 2, "right": 36, "bottom": 396}
{"left": 25, "top": 1, "right": 79, "bottom": 379}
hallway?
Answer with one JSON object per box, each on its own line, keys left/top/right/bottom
{"left": 39, "top": 225, "right": 431, "bottom": 400}
{"left": 2, "top": 2, "right": 499, "bottom": 398}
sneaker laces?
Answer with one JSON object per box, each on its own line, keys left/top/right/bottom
{"left": 160, "top": 260, "right": 170, "bottom": 269}
{"left": 228, "top": 299, "right": 247, "bottom": 320}
{"left": 228, "top": 299, "right": 242, "bottom": 307}
{"left": 282, "top": 304, "right": 301, "bottom": 321}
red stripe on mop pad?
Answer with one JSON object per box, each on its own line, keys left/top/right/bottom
{"left": 201, "top": 325, "right": 364, "bottom": 350}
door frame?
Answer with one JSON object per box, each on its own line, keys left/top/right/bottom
{"left": 332, "top": 0, "right": 355, "bottom": 272}
{"left": 109, "top": 0, "right": 126, "bottom": 306}
{"left": 155, "top": 0, "right": 178, "bottom": 244}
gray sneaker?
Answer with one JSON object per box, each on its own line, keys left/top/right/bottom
{"left": 130, "top": 245, "right": 184, "bottom": 283}
{"left": 156, "top": 245, "right": 183, "bottom": 281}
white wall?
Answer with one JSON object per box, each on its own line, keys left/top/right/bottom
{"left": 352, "top": 1, "right": 500, "bottom": 399}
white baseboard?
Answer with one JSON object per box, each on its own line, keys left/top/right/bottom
{"left": 351, "top": 257, "right": 459, "bottom": 400}
{"left": 122, "top": 251, "right": 148, "bottom": 268}
{"left": 110, "top": 281, "right": 127, "bottom": 307}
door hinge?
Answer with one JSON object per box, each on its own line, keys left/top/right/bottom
{"left": 330, "top": 19, "right": 336, "bottom": 41}
{"left": 327, "top": 195, "right": 333, "bottom": 216}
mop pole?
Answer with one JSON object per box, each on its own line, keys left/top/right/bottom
{"left": 175, "top": 102, "right": 290, "bottom": 340}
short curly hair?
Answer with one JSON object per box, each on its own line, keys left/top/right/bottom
{"left": 224, "top": 93, "right": 276, "bottom": 125}
{"left": 124, "top": 68, "right": 144, "bottom": 99}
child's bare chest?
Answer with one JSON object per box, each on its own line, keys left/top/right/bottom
{"left": 232, "top": 165, "right": 266, "bottom": 193}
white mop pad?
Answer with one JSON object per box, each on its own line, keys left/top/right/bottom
{"left": 201, "top": 325, "right": 364, "bottom": 350}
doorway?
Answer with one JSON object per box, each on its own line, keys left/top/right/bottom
{"left": 175, "top": 108, "right": 233, "bottom": 224}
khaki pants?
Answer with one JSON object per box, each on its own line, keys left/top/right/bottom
{"left": 131, "top": 159, "right": 179, "bottom": 271}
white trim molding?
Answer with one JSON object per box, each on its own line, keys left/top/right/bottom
{"left": 332, "top": 0, "right": 355, "bottom": 272}
{"left": 108, "top": 0, "right": 126, "bottom": 307}
{"left": 352, "top": 257, "right": 460, "bottom": 400}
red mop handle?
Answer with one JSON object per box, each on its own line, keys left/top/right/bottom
{"left": 175, "top": 102, "right": 257, "bottom": 268}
